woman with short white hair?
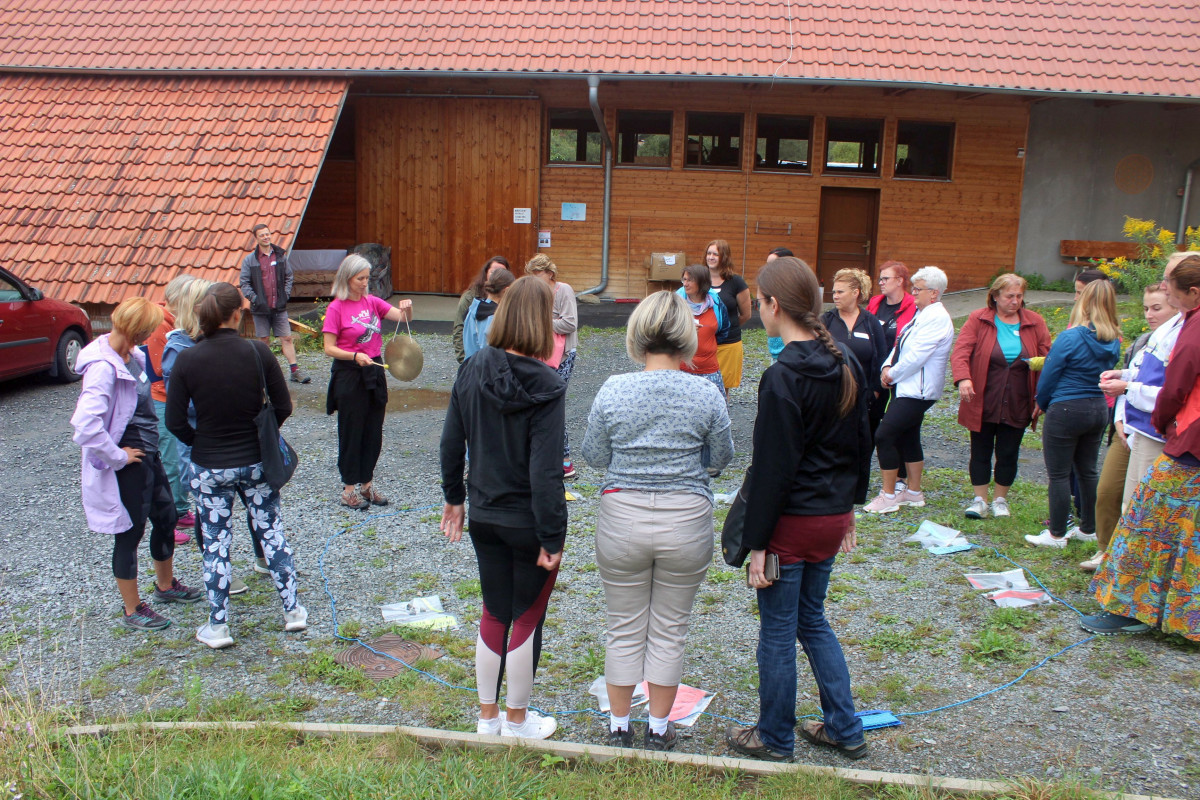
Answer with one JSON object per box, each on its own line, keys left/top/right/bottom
{"left": 322, "top": 254, "right": 413, "bottom": 509}
{"left": 863, "top": 266, "right": 955, "bottom": 513}
{"left": 582, "top": 290, "right": 733, "bottom": 751}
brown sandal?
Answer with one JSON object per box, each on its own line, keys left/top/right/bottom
{"left": 359, "top": 484, "right": 389, "bottom": 506}
{"left": 340, "top": 487, "right": 368, "bottom": 510}
{"left": 799, "top": 720, "right": 869, "bottom": 760}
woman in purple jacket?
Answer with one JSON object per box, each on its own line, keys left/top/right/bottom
{"left": 71, "top": 297, "right": 203, "bottom": 632}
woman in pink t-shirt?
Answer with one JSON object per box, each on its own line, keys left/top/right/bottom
{"left": 322, "top": 255, "right": 413, "bottom": 509}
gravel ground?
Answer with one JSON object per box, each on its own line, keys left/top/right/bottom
{"left": 1, "top": 328, "right": 1197, "bottom": 798}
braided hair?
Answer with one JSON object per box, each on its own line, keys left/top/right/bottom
{"left": 757, "top": 257, "right": 858, "bottom": 417}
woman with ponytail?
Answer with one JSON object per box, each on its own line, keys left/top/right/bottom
{"left": 724, "top": 257, "right": 870, "bottom": 763}
{"left": 166, "top": 282, "right": 306, "bottom": 650}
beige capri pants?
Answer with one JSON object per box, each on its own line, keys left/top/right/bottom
{"left": 595, "top": 489, "right": 714, "bottom": 687}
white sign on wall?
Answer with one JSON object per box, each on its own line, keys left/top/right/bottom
{"left": 538, "top": 230, "right": 551, "bottom": 247}
{"left": 513, "top": 208, "right": 532, "bottom": 224}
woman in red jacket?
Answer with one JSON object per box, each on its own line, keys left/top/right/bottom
{"left": 950, "top": 274, "right": 1051, "bottom": 519}
{"left": 1083, "top": 255, "right": 1200, "bottom": 640}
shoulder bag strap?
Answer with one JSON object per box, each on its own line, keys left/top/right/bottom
{"left": 246, "top": 340, "right": 271, "bottom": 410}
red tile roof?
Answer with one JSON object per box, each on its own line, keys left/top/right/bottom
{"left": 0, "top": 75, "right": 347, "bottom": 304}
{"left": 0, "top": 1, "right": 1197, "bottom": 99}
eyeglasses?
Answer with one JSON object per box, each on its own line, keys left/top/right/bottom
{"left": 878, "top": 276, "right": 895, "bottom": 284}
{"left": 912, "top": 286, "right": 932, "bottom": 294}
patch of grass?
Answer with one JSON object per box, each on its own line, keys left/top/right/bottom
{"left": 1124, "top": 646, "right": 1152, "bottom": 669}
{"left": 337, "top": 619, "right": 363, "bottom": 639}
{"left": 707, "top": 567, "right": 738, "bottom": 584}
{"left": 293, "top": 651, "right": 373, "bottom": 692}
{"left": 135, "top": 667, "right": 171, "bottom": 695}
{"left": 411, "top": 572, "right": 438, "bottom": 593}
{"left": 962, "top": 628, "right": 1032, "bottom": 665}
{"left": 453, "top": 579, "right": 482, "bottom": 600}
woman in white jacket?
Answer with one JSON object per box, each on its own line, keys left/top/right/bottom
{"left": 863, "top": 266, "right": 955, "bottom": 514}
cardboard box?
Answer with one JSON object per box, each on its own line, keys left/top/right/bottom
{"left": 646, "top": 252, "right": 687, "bottom": 281}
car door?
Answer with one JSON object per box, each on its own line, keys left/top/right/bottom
{"left": 0, "top": 271, "right": 54, "bottom": 379}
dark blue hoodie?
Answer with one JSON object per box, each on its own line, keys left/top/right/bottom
{"left": 1036, "top": 324, "right": 1121, "bottom": 410}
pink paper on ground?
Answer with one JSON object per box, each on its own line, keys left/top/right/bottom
{"left": 637, "top": 682, "right": 709, "bottom": 721}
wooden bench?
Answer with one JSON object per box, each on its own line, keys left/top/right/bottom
{"left": 1060, "top": 240, "right": 1138, "bottom": 265}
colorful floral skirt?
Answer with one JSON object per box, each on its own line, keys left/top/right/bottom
{"left": 1092, "top": 454, "right": 1200, "bottom": 641}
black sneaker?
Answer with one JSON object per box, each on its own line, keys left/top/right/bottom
{"left": 1079, "top": 611, "right": 1151, "bottom": 636}
{"left": 152, "top": 578, "right": 205, "bottom": 605}
{"left": 607, "top": 726, "right": 634, "bottom": 748}
{"left": 123, "top": 601, "right": 171, "bottom": 631}
{"left": 644, "top": 720, "right": 678, "bottom": 751}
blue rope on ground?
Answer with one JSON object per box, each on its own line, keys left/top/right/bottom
{"left": 316, "top": 507, "right": 1096, "bottom": 731}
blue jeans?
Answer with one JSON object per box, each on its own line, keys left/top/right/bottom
{"left": 756, "top": 557, "right": 863, "bottom": 754}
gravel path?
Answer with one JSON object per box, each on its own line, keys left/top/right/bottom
{"left": 0, "top": 329, "right": 1196, "bottom": 798}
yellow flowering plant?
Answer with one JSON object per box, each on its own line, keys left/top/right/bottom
{"left": 1096, "top": 218, "right": 1200, "bottom": 295}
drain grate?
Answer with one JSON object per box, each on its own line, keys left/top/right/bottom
{"left": 334, "top": 634, "right": 443, "bottom": 681}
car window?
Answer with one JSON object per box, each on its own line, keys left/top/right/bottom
{"left": 0, "top": 275, "right": 24, "bottom": 302}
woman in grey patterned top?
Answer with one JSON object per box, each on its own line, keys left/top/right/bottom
{"left": 582, "top": 290, "right": 733, "bottom": 751}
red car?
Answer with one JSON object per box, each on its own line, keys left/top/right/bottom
{"left": 0, "top": 266, "right": 92, "bottom": 383}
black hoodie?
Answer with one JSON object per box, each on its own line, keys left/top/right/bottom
{"left": 741, "top": 339, "right": 871, "bottom": 552}
{"left": 440, "top": 346, "right": 568, "bottom": 553}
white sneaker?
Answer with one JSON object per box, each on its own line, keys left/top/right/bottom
{"left": 862, "top": 492, "right": 900, "bottom": 514}
{"left": 254, "top": 557, "right": 271, "bottom": 575}
{"left": 1079, "top": 551, "right": 1105, "bottom": 572}
{"left": 991, "top": 497, "right": 1010, "bottom": 517}
{"left": 895, "top": 480, "right": 907, "bottom": 494}
{"left": 196, "top": 622, "right": 234, "bottom": 649}
{"left": 965, "top": 497, "right": 988, "bottom": 519}
{"left": 1024, "top": 529, "right": 1068, "bottom": 549}
{"left": 477, "top": 716, "right": 502, "bottom": 736}
{"left": 501, "top": 709, "right": 557, "bottom": 740}
{"left": 897, "top": 489, "right": 925, "bottom": 508}
{"left": 284, "top": 606, "right": 308, "bottom": 632}
{"left": 1069, "top": 527, "right": 1097, "bottom": 542}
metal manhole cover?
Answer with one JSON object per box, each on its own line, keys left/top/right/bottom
{"left": 334, "top": 634, "right": 443, "bottom": 680}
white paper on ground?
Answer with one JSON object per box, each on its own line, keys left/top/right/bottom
{"left": 963, "top": 568, "right": 1030, "bottom": 591}
{"left": 380, "top": 595, "right": 460, "bottom": 630}
{"left": 907, "top": 520, "right": 971, "bottom": 553}
{"left": 587, "top": 677, "right": 648, "bottom": 713}
{"left": 713, "top": 492, "right": 737, "bottom": 505}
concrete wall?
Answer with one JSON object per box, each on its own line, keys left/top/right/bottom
{"left": 1015, "top": 99, "right": 1200, "bottom": 280}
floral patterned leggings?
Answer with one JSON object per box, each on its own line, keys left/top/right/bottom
{"left": 187, "top": 462, "right": 299, "bottom": 625}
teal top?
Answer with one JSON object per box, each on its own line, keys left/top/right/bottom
{"left": 996, "top": 319, "right": 1022, "bottom": 364}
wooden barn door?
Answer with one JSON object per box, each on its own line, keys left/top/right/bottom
{"left": 816, "top": 188, "right": 879, "bottom": 297}
{"left": 358, "top": 98, "right": 541, "bottom": 293}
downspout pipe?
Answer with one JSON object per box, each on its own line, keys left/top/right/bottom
{"left": 1179, "top": 157, "right": 1200, "bottom": 247}
{"left": 579, "top": 75, "right": 613, "bottom": 297}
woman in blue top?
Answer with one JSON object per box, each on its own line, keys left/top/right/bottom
{"left": 461, "top": 268, "right": 515, "bottom": 361}
{"left": 1026, "top": 280, "right": 1121, "bottom": 548}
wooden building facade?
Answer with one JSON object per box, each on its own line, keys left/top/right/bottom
{"left": 294, "top": 77, "right": 1030, "bottom": 297}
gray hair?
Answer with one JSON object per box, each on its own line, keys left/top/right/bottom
{"left": 163, "top": 274, "right": 196, "bottom": 312}
{"left": 625, "top": 290, "right": 697, "bottom": 364}
{"left": 911, "top": 265, "right": 948, "bottom": 296}
{"left": 331, "top": 254, "right": 372, "bottom": 300}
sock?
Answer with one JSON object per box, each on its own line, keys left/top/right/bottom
{"left": 609, "top": 713, "right": 630, "bottom": 733}
{"left": 883, "top": 491, "right": 896, "bottom": 498}
{"left": 648, "top": 713, "right": 669, "bottom": 736}
{"left": 289, "top": 363, "right": 299, "bottom": 371}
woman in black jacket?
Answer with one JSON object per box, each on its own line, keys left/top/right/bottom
{"left": 820, "top": 267, "right": 887, "bottom": 436}
{"left": 166, "top": 283, "right": 305, "bottom": 650}
{"left": 439, "top": 276, "right": 567, "bottom": 741}
{"left": 725, "top": 257, "right": 870, "bottom": 763}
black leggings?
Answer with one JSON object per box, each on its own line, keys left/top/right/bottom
{"left": 969, "top": 422, "right": 1027, "bottom": 487}
{"left": 111, "top": 454, "right": 177, "bottom": 580}
{"left": 869, "top": 390, "right": 907, "bottom": 481}
{"left": 875, "top": 398, "right": 936, "bottom": 471}
{"left": 469, "top": 519, "right": 559, "bottom": 707}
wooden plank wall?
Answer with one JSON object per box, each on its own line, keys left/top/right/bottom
{"left": 356, "top": 97, "right": 540, "bottom": 294}
{"left": 293, "top": 159, "right": 356, "bottom": 250}
{"left": 317, "top": 77, "right": 1027, "bottom": 297}
{"left": 534, "top": 81, "right": 1029, "bottom": 297}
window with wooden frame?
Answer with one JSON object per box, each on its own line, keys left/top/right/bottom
{"left": 894, "top": 121, "right": 955, "bottom": 179}
{"left": 617, "top": 110, "right": 673, "bottom": 166}
{"left": 824, "top": 118, "right": 884, "bottom": 175}
{"left": 547, "top": 109, "right": 602, "bottom": 164}
{"left": 685, "top": 112, "right": 743, "bottom": 169}
{"left": 754, "top": 115, "right": 812, "bottom": 172}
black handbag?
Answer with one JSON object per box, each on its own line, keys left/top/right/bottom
{"left": 248, "top": 343, "right": 298, "bottom": 491}
{"left": 720, "top": 477, "right": 751, "bottom": 568}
